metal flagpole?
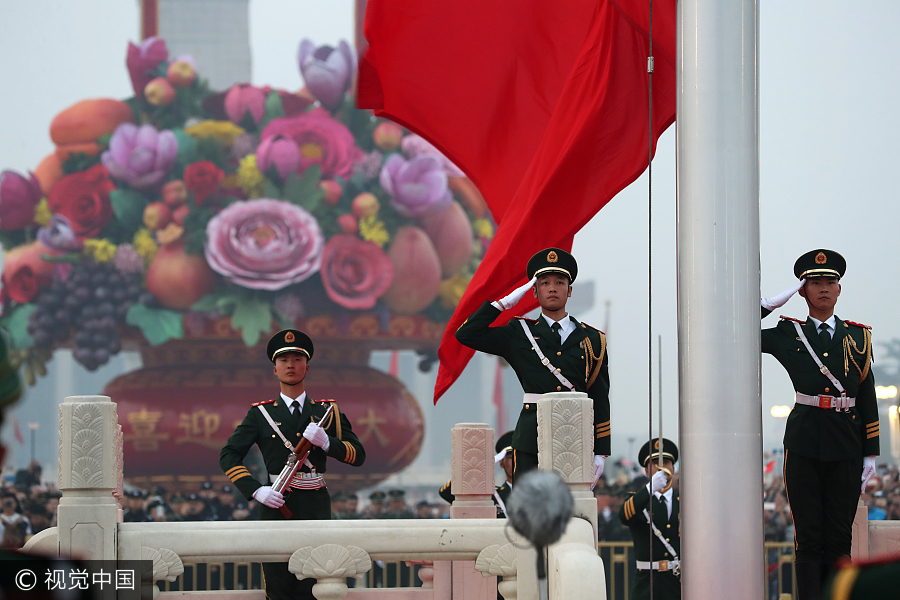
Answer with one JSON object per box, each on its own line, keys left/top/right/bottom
{"left": 676, "top": 0, "right": 764, "bottom": 597}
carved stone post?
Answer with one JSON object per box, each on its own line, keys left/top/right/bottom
{"left": 536, "top": 392, "right": 597, "bottom": 539}
{"left": 289, "top": 544, "right": 370, "bottom": 600}
{"left": 450, "top": 423, "right": 497, "bottom": 600}
{"left": 57, "top": 395, "right": 120, "bottom": 559}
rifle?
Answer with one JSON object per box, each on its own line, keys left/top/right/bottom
{"left": 271, "top": 403, "right": 334, "bottom": 518}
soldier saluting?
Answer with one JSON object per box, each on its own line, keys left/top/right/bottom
{"left": 760, "top": 249, "right": 879, "bottom": 600}
{"left": 456, "top": 248, "right": 610, "bottom": 484}
{"left": 220, "top": 329, "right": 365, "bottom": 600}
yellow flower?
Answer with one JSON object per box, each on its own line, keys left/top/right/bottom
{"left": 155, "top": 223, "right": 185, "bottom": 246}
{"left": 133, "top": 228, "right": 159, "bottom": 265}
{"left": 83, "top": 239, "right": 117, "bottom": 263}
{"left": 184, "top": 120, "right": 245, "bottom": 147}
{"left": 439, "top": 273, "right": 471, "bottom": 309}
{"left": 33, "top": 198, "right": 51, "bottom": 227}
{"left": 358, "top": 216, "right": 390, "bottom": 248}
{"left": 238, "top": 154, "right": 265, "bottom": 198}
{"left": 473, "top": 218, "right": 494, "bottom": 240}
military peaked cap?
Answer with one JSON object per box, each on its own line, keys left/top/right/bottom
{"left": 496, "top": 431, "right": 514, "bottom": 455}
{"left": 266, "top": 329, "right": 314, "bottom": 362}
{"left": 638, "top": 437, "right": 679, "bottom": 467}
{"left": 794, "top": 249, "right": 846, "bottom": 280}
{"left": 527, "top": 248, "right": 577, "bottom": 283}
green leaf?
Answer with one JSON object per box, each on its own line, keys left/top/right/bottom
{"left": 189, "top": 291, "right": 241, "bottom": 315}
{"left": 263, "top": 178, "right": 280, "bottom": 200}
{"left": 126, "top": 304, "right": 184, "bottom": 346}
{"left": 259, "top": 91, "right": 285, "bottom": 130}
{"left": 0, "top": 304, "right": 36, "bottom": 350}
{"left": 284, "top": 165, "right": 323, "bottom": 211}
{"left": 109, "top": 188, "right": 149, "bottom": 231}
{"left": 172, "top": 128, "right": 198, "bottom": 168}
{"left": 231, "top": 297, "right": 272, "bottom": 347}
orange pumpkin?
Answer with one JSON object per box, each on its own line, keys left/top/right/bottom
{"left": 33, "top": 153, "right": 63, "bottom": 195}
{"left": 49, "top": 98, "right": 134, "bottom": 146}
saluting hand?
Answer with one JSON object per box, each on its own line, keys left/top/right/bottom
{"left": 253, "top": 485, "right": 284, "bottom": 509}
{"left": 493, "top": 277, "right": 538, "bottom": 311}
{"left": 304, "top": 422, "right": 331, "bottom": 451}
{"left": 761, "top": 279, "right": 804, "bottom": 311}
{"left": 650, "top": 470, "right": 669, "bottom": 494}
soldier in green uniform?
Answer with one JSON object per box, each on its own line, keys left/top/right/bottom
{"left": 455, "top": 248, "right": 610, "bottom": 484}
{"left": 760, "top": 249, "right": 879, "bottom": 600}
{"left": 219, "top": 329, "right": 366, "bottom": 600}
{"left": 619, "top": 438, "right": 680, "bottom": 600}
{"left": 822, "top": 556, "right": 900, "bottom": 600}
{"left": 439, "top": 430, "right": 514, "bottom": 517}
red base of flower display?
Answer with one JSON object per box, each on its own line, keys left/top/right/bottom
{"left": 105, "top": 335, "right": 426, "bottom": 492}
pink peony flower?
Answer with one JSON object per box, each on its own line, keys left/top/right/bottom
{"left": 101, "top": 123, "right": 177, "bottom": 191}
{"left": 401, "top": 134, "right": 466, "bottom": 177}
{"left": 0, "top": 170, "right": 42, "bottom": 230}
{"left": 204, "top": 198, "right": 324, "bottom": 290}
{"left": 297, "top": 39, "right": 356, "bottom": 110}
{"left": 126, "top": 37, "right": 169, "bottom": 97}
{"left": 380, "top": 154, "right": 453, "bottom": 219}
{"left": 224, "top": 84, "right": 267, "bottom": 127}
{"left": 320, "top": 235, "right": 394, "bottom": 310}
{"left": 261, "top": 108, "right": 363, "bottom": 180}
{"left": 256, "top": 135, "right": 301, "bottom": 181}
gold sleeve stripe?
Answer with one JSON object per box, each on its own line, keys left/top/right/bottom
{"left": 342, "top": 441, "right": 356, "bottom": 464}
{"left": 596, "top": 423, "right": 611, "bottom": 431}
{"left": 229, "top": 471, "right": 251, "bottom": 482}
{"left": 597, "top": 431, "right": 610, "bottom": 438}
{"left": 596, "top": 420, "right": 611, "bottom": 427}
{"left": 867, "top": 431, "right": 879, "bottom": 439}
{"left": 624, "top": 498, "right": 634, "bottom": 519}
{"left": 226, "top": 466, "right": 251, "bottom": 482}
{"left": 867, "top": 422, "right": 880, "bottom": 430}
{"left": 440, "top": 480, "right": 451, "bottom": 492}
{"left": 226, "top": 466, "right": 249, "bottom": 478}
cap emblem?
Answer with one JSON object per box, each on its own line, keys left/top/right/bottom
{"left": 285, "top": 331, "right": 295, "bottom": 343}
{"left": 654, "top": 440, "right": 660, "bottom": 450}
{"left": 815, "top": 252, "right": 827, "bottom": 265}
{"left": 547, "top": 251, "right": 558, "bottom": 263}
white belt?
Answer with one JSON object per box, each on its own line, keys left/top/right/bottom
{"left": 636, "top": 560, "right": 680, "bottom": 572}
{"left": 270, "top": 472, "right": 325, "bottom": 490}
{"left": 522, "top": 393, "right": 542, "bottom": 404}
{"left": 795, "top": 392, "right": 856, "bottom": 410}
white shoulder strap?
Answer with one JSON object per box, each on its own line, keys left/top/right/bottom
{"left": 643, "top": 507, "right": 679, "bottom": 561}
{"left": 258, "top": 405, "right": 294, "bottom": 449}
{"left": 791, "top": 321, "right": 849, "bottom": 412}
{"left": 518, "top": 319, "right": 575, "bottom": 391}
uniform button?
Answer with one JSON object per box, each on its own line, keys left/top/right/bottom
{"left": 666, "top": 537, "right": 670, "bottom": 542}
{"left": 823, "top": 352, "right": 828, "bottom": 357}
{"left": 557, "top": 352, "right": 562, "bottom": 356}
{"left": 274, "top": 402, "right": 278, "bottom": 406}
{"left": 581, "top": 356, "right": 584, "bottom": 359}
{"left": 525, "top": 404, "right": 530, "bottom": 409}
{"left": 297, "top": 433, "right": 301, "bottom": 437}
{"left": 666, "top": 524, "right": 671, "bottom": 529}
{"left": 272, "top": 435, "right": 276, "bottom": 438}
{"left": 825, "top": 388, "right": 830, "bottom": 393}
{"left": 664, "top": 552, "right": 669, "bottom": 557}
{"left": 557, "top": 386, "right": 561, "bottom": 391}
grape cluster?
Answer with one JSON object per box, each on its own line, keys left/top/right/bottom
{"left": 26, "top": 261, "right": 152, "bottom": 371}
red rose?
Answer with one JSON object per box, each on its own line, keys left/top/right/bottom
{"left": 320, "top": 235, "right": 394, "bottom": 310}
{"left": 47, "top": 164, "right": 115, "bottom": 241}
{"left": 183, "top": 161, "right": 224, "bottom": 205}
{"left": 1, "top": 241, "right": 56, "bottom": 303}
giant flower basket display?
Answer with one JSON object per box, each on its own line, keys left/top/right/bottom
{"left": 0, "top": 38, "right": 494, "bottom": 490}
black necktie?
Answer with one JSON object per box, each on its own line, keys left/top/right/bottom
{"left": 659, "top": 495, "right": 668, "bottom": 518}
{"left": 818, "top": 323, "right": 831, "bottom": 345}
{"left": 290, "top": 401, "right": 300, "bottom": 414}
{"left": 550, "top": 322, "right": 562, "bottom": 345}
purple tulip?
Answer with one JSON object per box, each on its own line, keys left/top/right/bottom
{"left": 126, "top": 37, "right": 169, "bottom": 97}
{"left": 224, "top": 84, "right": 267, "bottom": 127}
{"left": 101, "top": 123, "right": 177, "bottom": 191}
{"left": 37, "top": 215, "right": 83, "bottom": 252}
{"left": 257, "top": 135, "right": 301, "bottom": 181}
{"left": 298, "top": 39, "right": 356, "bottom": 110}
{"left": 379, "top": 154, "right": 452, "bottom": 219}
{"left": 0, "top": 170, "right": 42, "bottom": 230}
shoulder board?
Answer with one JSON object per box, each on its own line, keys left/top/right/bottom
{"left": 312, "top": 398, "right": 336, "bottom": 404}
{"left": 580, "top": 322, "right": 605, "bottom": 334}
{"left": 779, "top": 315, "right": 806, "bottom": 325}
{"left": 844, "top": 320, "right": 872, "bottom": 330}
{"left": 512, "top": 316, "right": 538, "bottom": 323}
{"left": 251, "top": 399, "right": 276, "bottom": 407}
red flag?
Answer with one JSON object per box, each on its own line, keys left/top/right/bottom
{"left": 764, "top": 459, "right": 777, "bottom": 475}
{"left": 493, "top": 358, "right": 506, "bottom": 433}
{"left": 12, "top": 415, "right": 23, "bottom": 446}
{"left": 359, "top": 0, "right": 676, "bottom": 402}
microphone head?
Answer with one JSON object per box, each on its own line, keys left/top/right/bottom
{"left": 506, "top": 470, "right": 574, "bottom": 548}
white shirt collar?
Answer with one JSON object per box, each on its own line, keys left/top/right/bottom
{"left": 807, "top": 315, "right": 836, "bottom": 332}
{"left": 541, "top": 314, "right": 576, "bottom": 343}
{"left": 280, "top": 391, "right": 307, "bottom": 414}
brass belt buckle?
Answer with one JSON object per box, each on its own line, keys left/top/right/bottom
{"left": 818, "top": 395, "right": 831, "bottom": 409}
{"left": 658, "top": 560, "right": 667, "bottom": 571}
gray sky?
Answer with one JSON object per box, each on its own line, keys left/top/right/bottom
{"left": 0, "top": 0, "right": 898, "bottom": 467}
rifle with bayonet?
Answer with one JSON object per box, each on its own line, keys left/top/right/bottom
{"left": 271, "top": 403, "right": 334, "bottom": 518}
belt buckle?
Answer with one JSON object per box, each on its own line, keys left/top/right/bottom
{"left": 818, "top": 395, "right": 831, "bottom": 409}
{"left": 658, "top": 560, "right": 667, "bottom": 571}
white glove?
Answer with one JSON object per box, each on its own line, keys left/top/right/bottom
{"left": 590, "top": 455, "right": 606, "bottom": 490}
{"left": 304, "top": 422, "right": 330, "bottom": 451}
{"left": 861, "top": 456, "right": 877, "bottom": 492}
{"left": 649, "top": 470, "right": 669, "bottom": 494}
{"left": 761, "top": 279, "right": 804, "bottom": 311}
{"left": 253, "top": 486, "right": 284, "bottom": 509}
{"left": 492, "top": 277, "right": 537, "bottom": 311}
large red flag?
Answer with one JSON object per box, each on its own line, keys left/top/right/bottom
{"left": 359, "top": 0, "right": 676, "bottom": 402}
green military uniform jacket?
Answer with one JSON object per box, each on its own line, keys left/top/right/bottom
{"left": 439, "top": 479, "right": 512, "bottom": 518}
{"left": 456, "top": 301, "right": 610, "bottom": 455}
{"left": 761, "top": 311, "right": 879, "bottom": 461}
{"left": 219, "top": 396, "right": 365, "bottom": 501}
{"left": 619, "top": 485, "right": 681, "bottom": 600}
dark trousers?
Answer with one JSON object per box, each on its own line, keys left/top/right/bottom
{"left": 259, "top": 487, "right": 331, "bottom": 600}
{"left": 512, "top": 449, "right": 538, "bottom": 483}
